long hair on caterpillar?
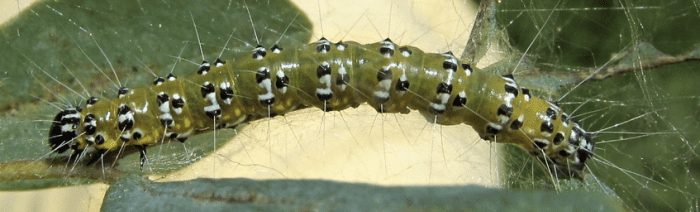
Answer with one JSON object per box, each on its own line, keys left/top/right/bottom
{"left": 1, "top": 0, "right": 699, "bottom": 211}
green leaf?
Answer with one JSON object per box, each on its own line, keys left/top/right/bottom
{"left": 102, "top": 175, "right": 626, "bottom": 212}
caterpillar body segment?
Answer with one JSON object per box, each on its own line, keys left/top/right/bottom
{"left": 48, "top": 38, "right": 594, "bottom": 177}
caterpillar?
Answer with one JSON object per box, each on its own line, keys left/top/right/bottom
{"left": 48, "top": 34, "right": 595, "bottom": 178}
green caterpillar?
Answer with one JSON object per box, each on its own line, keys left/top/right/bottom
{"left": 48, "top": 37, "right": 594, "bottom": 177}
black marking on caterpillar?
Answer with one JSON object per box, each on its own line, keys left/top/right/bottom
{"left": 47, "top": 38, "right": 595, "bottom": 177}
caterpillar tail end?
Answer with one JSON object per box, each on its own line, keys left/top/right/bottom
{"left": 48, "top": 108, "right": 82, "bottom": 154}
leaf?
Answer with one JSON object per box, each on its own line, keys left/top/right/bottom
{"left": 101, "top": 175, "right": 626, "bottom": 212}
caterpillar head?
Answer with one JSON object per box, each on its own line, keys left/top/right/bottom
{"left": 48, "top": 107, "right": 82, "bottom": 154}
{"left": 532, "top": 124, "right": 596, "bottom": 179}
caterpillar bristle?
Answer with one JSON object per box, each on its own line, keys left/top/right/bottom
{"left": 134, "top": 145, "right": 148, "bottom": 170}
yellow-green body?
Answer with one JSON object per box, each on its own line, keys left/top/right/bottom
{"left": 59, "top": 38, "right": 592, "bottom": 175}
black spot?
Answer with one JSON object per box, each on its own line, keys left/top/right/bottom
{"left": 214, "top": 58, "right": 226, "bottom": 66}
{"left": 336, "top": 73, "right": 350, "bottom": 85}
{"left": 561, "top": 113, "right": 569, "bottom": 122}
{"left": 316, "top": 38, "right": 331, "bottom": 53}
{"left": 95, "top": 135, "right": 105, "bottom": 145}
{"left": 486, "top": 124, "right": 501, "bottom": 135}
{"left": 452, "top": 95, "right": 467, "bottom": 106}
{"left": 197, "top": 60, "right": 211, "bottom": 75}
{"left": 220, "top": 85, "right": 235, "bottom": 100}
{"left": 271, "top": 44, "right": 283, "bottom": 52}
{"left": 436, "top": 82, "right": 452, "bottom": 94}
{"left": 160, "top": 118, "right": 173, "bottom": 127}
{"left": 553, "top": 132, "right": 565, "bottom": 145}
{"left": 443, "top": 60, "right": 457, "bottom": 72}
{"left": 256, "top": 68, "right": 270, "bottom": 84}
{"left": 379, "top": 38, "right": 395, "bottom": 56}
{"left": 118, "top": 87, "right": 129, "bottom": 96}
{"left": 118, "top": 120, "right": 134, "bottom": 132}
{"left": 497, "top": 104, "right": 513, "bottom": 117}
{"left": 510, "top": 118, "right": 523, "bottom": 130}
{"left": 153, "top": 77, "right": 165, "bottom": 85}
{"left": 87, "top": 97, "right": 99, "bottom": 105}
{"left": 117, "top": 105, "right": 134, "bottom": 131}
{"left": 317, "top": 93, "right": 333, "bottom": 102}
{"left": 206, "top": 109, "right": 222, "bottom": 119}
{"left": 396, "top": 79, "right": 410, "bottom": 91}
{"left": 176, "top": 137, "right": 188, "bottom": 143}
{"left": 260, "top": 97, "right": 275, "bottom": 106}
{"left": 157, "top": 93, "right": 170, "bottom": 106}
{"left": 316, "top": 64, "right": 331, "bottom": 79}
{"left": 275, "top": 75, "right": 290, "bottom": 89}
{"left": 558, "top": 150, "right": 572, "bottom": 157}
{"left": 84, "top": 114, "right": 96, "bottom": 135}
{"left": 168, "top": 133, "right": 179, "bottom": 139}
{"left": 546, "top": 108, "right": 557, "bottom": 120}
{"left": 399, "top": 47, "right": 412, "bottom": 56}
{"left": 252, "top": 45, "right": 267, "bottom": 59}
{"left": 200, "top": 82, "right": 216, "bottom": 97}
{"left": 377, "top": 67, "right": 392, "bottom": 82}
{"left": 166, "top": 73, "right": 177, "bottom": 80}
{"left": 461, "top": 63, "right": 472, "bottom": 71}
{"left": 504, "top": 84, "right": 518, "bottom": 97}
{"left": 521, "top": 87, "right": 530, "bottom": 98}
{"left": 577, "top": 148, "right": 592, "bottom": 163}
{"left": 540, "top": 121, "right": 554, "bottom": 133}
{"left": 118, "top": 104, "right": 131, "bottom": 115}
{"left": 172, "top": 97, "right": 185, "bottom": 108}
